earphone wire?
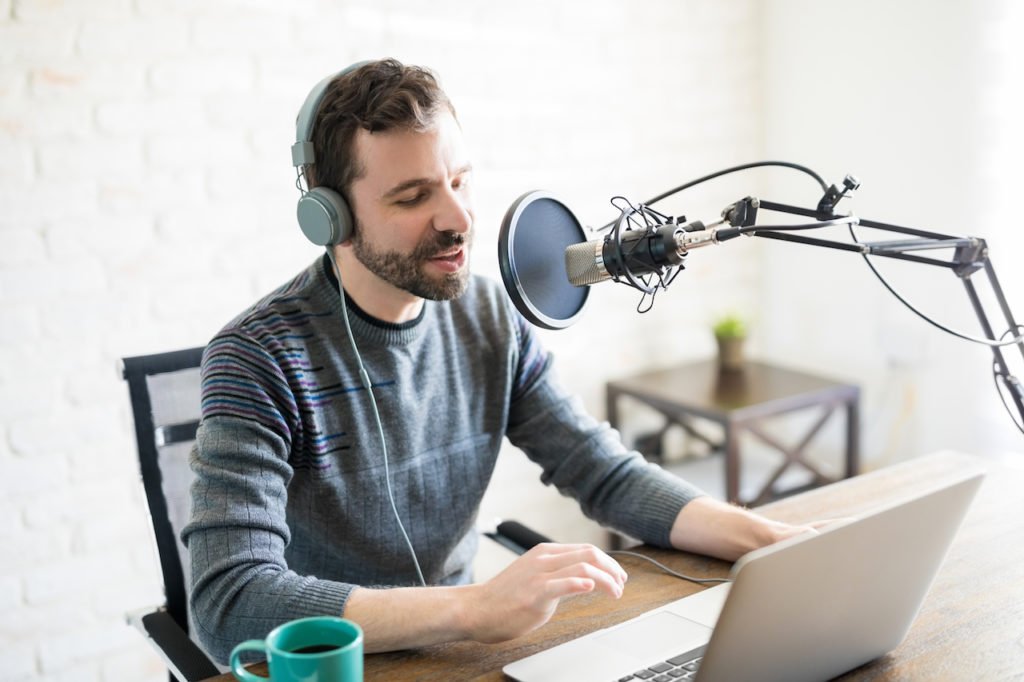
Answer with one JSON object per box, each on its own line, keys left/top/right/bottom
{"left": 324, "top": 247, "right": 428, "bottom": 587}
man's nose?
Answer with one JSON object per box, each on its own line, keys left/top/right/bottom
{"left": 434, "top": 186, "right": 472, "bottom": 234}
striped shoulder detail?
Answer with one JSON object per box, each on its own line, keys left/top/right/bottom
{"left": 199, "top": 258, "right": 342, "bottom": 447}
{"left": 200, "top": 331, "right": 297, "bottom": 444}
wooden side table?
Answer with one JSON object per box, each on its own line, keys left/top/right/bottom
{"left": 606, "top": 359, "right": 860, "bottom": 506}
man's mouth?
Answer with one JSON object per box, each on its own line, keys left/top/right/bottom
{"left": 427, "top": 247, "right": 466, "bottom": 273}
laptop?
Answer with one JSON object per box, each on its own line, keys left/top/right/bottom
{"left": 504, "top": 470, "right": 984, "bottom": 682}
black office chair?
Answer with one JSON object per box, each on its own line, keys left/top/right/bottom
{"left": 122, "top": 346, "right": 550, "bottom": 682}
{"left": 122, "top": 347, "right": 220, "bottom": 682}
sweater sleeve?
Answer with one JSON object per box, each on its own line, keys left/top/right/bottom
{"left": 505, "top": 316, "right": 706, "bottom": 547}
{"left": 181, "top": 333, "right": 354, "bottom": 664}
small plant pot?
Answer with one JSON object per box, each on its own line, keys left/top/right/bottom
{"left": 716, "top": 336, "right": 746, "bottom": 371}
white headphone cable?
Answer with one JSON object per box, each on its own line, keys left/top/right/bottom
{"left": 324, "top": 247, "right": 427, "bottom": 587}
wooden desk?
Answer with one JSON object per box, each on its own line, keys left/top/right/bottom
{"left": 606, "top": 359, "right": 860, "bottom": 506}
{"left": 206, "top": 451, "right": 1023, "bottom": 681}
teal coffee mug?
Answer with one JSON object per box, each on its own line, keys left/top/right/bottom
{"left": 230, "top": 616, "right": 363, "bottom": 681}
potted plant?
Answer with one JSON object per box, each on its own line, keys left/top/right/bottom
{"left": 713, "top": 313, "right": 747, "bottom": 371}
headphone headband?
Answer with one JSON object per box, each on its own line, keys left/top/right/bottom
{"left": 291, "top": 61, "right": 370, "bottom": 168}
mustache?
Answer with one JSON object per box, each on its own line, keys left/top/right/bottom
{"left": 414, "top": 230, "right": 471, "bottom": 259}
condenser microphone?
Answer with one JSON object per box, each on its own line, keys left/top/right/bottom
{"left": 565, "top": 223, "right": 741, "bottom": 287}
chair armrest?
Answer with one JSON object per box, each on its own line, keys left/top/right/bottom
{"left": 483, "top": 520, "right": 552, "bottom": 555}
{"left": 126, "top": 607, "right": 220, "bottom": 682}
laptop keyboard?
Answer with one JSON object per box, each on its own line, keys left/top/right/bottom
{"left": 614, "top": 650, "right": 703, "bottom": 681}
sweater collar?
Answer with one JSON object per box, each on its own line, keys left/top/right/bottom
{"left": 318, "top": 253, "right": 429, "bottom": 347}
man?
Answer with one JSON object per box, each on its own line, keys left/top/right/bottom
{"left": 182, "top": 58, "right": 816, "bottom": 663}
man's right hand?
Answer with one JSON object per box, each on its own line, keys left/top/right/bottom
{"left": 460, "top": 542, "right": 628, "bottom": 643}
{"left": 344, "top": 542, "right": 626, "bottom": 653}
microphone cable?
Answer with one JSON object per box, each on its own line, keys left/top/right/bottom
{"left": 993, "top": 326, "right": 1024, "bottom": 434}
{"left": 325, "top": 248, "right": 428, "bottom": 587}
{"left": 845, "top": 221, "right": 1024, "bottom": 349}
{"left": 597, "top": 160, "right": 830, "bottom": 232}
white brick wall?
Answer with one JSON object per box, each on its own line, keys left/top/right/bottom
{"left": 0, "top": 1, "right": 774, "bottom": 679}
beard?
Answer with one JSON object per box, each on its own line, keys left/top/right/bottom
{"left": 351, "top": 225, "right": 472, "bottom": 301}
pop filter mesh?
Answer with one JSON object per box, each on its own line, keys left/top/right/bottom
{"left": 498, "top": 192, "right": 589, "bottom": 329}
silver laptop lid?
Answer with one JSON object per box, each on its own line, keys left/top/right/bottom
{"left": 697, "top": 470, "right": 984, "bottom": 682}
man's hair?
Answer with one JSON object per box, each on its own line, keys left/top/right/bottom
{"left": 306, "top": 58, "right": 455, "bottom": 199}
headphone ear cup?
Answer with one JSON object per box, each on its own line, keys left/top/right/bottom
{"left": 297, "top": 187, "right": 354, "bottom": 246}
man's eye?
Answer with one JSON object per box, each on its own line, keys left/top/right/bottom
{"left": 396, "top": 193, "right": 426, "bottom": 206}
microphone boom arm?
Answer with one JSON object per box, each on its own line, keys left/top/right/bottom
{"left": 744, "top": 197, "right": 1024, "bottom": 433}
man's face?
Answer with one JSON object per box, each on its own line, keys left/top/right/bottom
{"left": 346, "top": 111, "right": 474, "bottom": 301}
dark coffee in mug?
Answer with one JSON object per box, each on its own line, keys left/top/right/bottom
{"left": 289, "top": 644, "right": 341, "bottom": 655}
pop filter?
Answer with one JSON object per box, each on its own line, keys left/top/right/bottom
{"left": 498, "top": 191, "right": 590, "bottom": 330}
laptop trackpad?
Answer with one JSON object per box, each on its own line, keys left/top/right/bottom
{"left": 594, "top": 611, "right": 711, "bottom": 661}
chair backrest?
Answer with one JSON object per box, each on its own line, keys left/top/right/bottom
{"left": 122, "top": 347, "right": 205, "bottom": 634}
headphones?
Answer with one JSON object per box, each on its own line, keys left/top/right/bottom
{"left": 290, "top": 62, "right": 368, "bottom": 246}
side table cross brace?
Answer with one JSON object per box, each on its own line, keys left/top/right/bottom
{"left": 606, "top": 360, "right": 860, "bottom": 507}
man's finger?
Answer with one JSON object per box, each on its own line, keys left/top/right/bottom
{"left": 548, "top": 561, "right": 624, "bottom": 599}
{"left": 534, "top": 545, "right": 628, "bottom": 585}
{"left": 542, "top": 576, "right": 596, "bottom": 600}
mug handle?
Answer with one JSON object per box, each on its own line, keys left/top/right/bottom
{"left": 229, "top": 640, "right": 269, "bottom": 681}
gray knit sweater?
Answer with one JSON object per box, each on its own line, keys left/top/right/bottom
{"left": 182, "top": 255, "right": 703, "bottom": 663}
